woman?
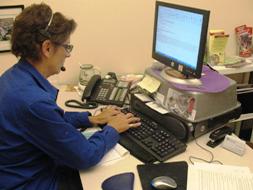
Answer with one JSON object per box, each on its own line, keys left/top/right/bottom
{"left": 0, "top": 3, "right": 140, "bottom": 190}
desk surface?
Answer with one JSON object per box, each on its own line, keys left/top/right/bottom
{"left": 57, "top": 89, "right": 253, "bottom": 190}
{"left": 80, "top": 134, "right": 253, "bottom": 190}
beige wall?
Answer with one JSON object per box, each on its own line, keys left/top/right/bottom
{"left": 1, "top": 0, "right": 253, "bottom": 85}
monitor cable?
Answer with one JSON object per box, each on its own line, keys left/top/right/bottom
{"left": 189, "top": 135, "right": 223, "bottom": 165}
{"left": 205, "top": 63, "right": 218, "bottom": 72}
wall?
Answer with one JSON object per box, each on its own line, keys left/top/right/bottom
{"left": 1, "top": 0, "right": 253, "bottom": 85}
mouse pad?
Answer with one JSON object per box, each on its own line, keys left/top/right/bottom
{"left": 137, "top": 161, "right": 188, "bottom": 190}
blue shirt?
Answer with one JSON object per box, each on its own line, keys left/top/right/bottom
{"left": 0, "top": 59, "right": 119, "bottom": 190}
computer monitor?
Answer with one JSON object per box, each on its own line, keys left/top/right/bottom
{"left": 152, "top": 1, "right": 210, "bottom": 85}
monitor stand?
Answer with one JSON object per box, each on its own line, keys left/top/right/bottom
{"left": 160, "top": 67, "right": 202, "bottom": 86}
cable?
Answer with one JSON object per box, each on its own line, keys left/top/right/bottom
{"left": 189, "top": 137, "right": 223, "bottom": 165}
{"left": 123, "top": 92, "right": 131, "bottom": 106}
{"left": 65, "top": 99, "right": 98, "bottom": 109}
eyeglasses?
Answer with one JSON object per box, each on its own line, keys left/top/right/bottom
{"left": 54, "top": 42, "right": 74, "bottom": 53}
{"left": 60, "top": 44, "right": 74, "bottom": 53}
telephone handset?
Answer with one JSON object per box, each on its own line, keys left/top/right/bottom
{"left": 82, "top": 73, "right": 130, "bottom": 107}
{"left": 64, "top": 75, "right": 102, "bottom": 109}
{"left": 81, "top": 75, "right": 101, "bottom": 101}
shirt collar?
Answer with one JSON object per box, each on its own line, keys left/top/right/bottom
{"left": 17, "top": 58, "right": 59, "bottom": 101}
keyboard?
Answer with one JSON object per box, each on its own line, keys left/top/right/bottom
{"left": 119, "top": 108, "right": 187, "bottom": 163}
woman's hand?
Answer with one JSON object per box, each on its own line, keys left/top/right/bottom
{"left": 107, "top": 112, "right": 141, "bottom": 133}
{"left": 88, "top": 105, "right": 121, "bottom": 125}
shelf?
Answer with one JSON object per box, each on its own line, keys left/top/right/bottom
{"left": 212, "top": 63, "right": 253, "bottom": 75}
{"left": 230, "top": 113, "right": 253, "bottom": 123}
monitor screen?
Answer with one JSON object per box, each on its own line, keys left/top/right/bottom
{"left": 152, "top": 1, "right": 210, "bottom": 79}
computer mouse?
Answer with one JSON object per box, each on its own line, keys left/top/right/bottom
{"left": 151, "top": 176, "right": 177, "bottom": 190}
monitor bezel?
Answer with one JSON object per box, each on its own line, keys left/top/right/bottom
{"left": 152, "top": 1, "right": 210, "bottom": 79}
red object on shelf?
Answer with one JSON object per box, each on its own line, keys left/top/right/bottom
{"left": 235, "top": 25, "right": 252, "bottom": 57}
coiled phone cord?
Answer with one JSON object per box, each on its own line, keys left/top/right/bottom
{"left": 65, "top": 99, "right": 98, "bottom": 109}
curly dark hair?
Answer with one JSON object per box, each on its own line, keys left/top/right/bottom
{"left": 11, "top": 3, "right": 77, "bottom": 61}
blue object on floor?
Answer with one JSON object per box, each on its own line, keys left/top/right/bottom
{"left": 101, "top": 172, "right": 134, "bottom": 190}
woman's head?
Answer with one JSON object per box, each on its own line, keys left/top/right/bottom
{"left": 11, "top": 3, "right": 77, "bottom": 61}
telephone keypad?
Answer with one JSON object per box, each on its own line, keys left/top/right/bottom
{"left": 97, "top": 88, "right": 109, "bottom": 100}
{"left": 89, "top": 78, "right": 130, "bottom": 107}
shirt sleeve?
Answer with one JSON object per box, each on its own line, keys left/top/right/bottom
{"left": 63, "top": 111, "right": 93, "bottom": 129}
{"left": 21, "top": 99, "right": 120, "bottom": 170}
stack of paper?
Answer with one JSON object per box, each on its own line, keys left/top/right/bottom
{"left": 223, "top": 56, "right": 246, "bottom": 68}
{"left": 187, "top": 163, "right": 253, "bottom": 190}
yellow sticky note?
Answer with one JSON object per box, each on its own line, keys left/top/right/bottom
{"left": 137, "top": 75, "right": 161, "bottom": 93}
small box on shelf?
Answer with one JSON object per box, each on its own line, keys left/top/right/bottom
{"left": 235, "top": 25, "right": 252, "bottom": 58}
{"left": 207, "top": 29, "right": 229, "bottom": 65}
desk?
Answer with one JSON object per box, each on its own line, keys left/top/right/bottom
{"left": 57, "top": 89, "right": 253, "bottom": 190}
{"left": 79, "top": 135, "right": 253, "bottom": 190}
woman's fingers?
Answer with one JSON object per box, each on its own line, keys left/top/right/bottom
{"left": 128, "top": 122, "right": 141, "bottom": 128}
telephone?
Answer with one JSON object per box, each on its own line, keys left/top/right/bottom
{"left": 81, "top": 73, "right": 130, "bottom": 107}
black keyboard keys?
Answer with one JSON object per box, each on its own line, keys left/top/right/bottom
{"left": 121, "top": 108, "right": 187, "bottom": 162}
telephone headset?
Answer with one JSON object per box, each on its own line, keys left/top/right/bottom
{"left": 37, "top": 12, "right": 68, "bottom": 72}
{"left": 65, "top": 72, "right": 131, "bottom": 109}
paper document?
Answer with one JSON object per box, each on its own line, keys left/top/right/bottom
{"left": 82, "top": 128, "right": 99, "bottom": 139}
{"left": 98, "top": 144, "right": 129, "bottom": 166}
{"left": 187, "top": 163, "right": 253, "bottom": 190}
{"left": 137, "top": 75, "right": 161, "bottom": 93}
{"left": 134, "top": 93, "right": 153, "bottom": 102}
{"left": 146, "top": 101, "right": 169, "bottom": 114}
{"left": 82, "top": 129, "right": 129, "bottom": 166}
